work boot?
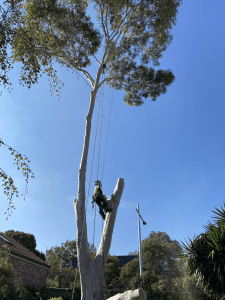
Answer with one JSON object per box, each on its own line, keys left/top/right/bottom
{"left": 100, "top": 207, "right": 105, "bottom": 220}
{"left": 100, "top": 210, "right": 105, "bottom": 220}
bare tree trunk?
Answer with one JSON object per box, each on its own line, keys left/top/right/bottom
{"left": 73, "top": 67, "right": 125, "bottom": 300}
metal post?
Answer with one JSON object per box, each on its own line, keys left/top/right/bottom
{"left": 137, "top": 203, "right": 143, "bottom": 276}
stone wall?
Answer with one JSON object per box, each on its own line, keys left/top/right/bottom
{"left": 6, "top": 254, "right": 50, "bottom": 289}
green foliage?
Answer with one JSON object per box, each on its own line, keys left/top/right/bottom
{"left": 170, "top": 256, "right": 214, "bottom": 300}
{"left": 44, "top": 238, "right": 96, "bottom": 300}
{"left": 178, "top": 203, "right": 225, "bottom": 299}
{"left": 2, "top": 229, "right": 218, "bottom": 300}
{"left": 0, "top": 245, "right": 15, "bottom": 298}
{"left": 0, "top": 0, "right": 102, "bottom": 100}
{"left": 45, "top": 239, "right": 96, "bottom": 270}
{"left": 46, "top": 251, "right": 63, "bottom": 272}
{"left": 104, "top": 254, "right": 121, "bottom": 285}
{"left": 3, "top": 282, "right": 50, "bottom": 300}
{"left": 0, "top": 244, "right": 50, "bottom": 300}
{"left": 119, "top": 256, "right": 139, "bottom": 285}
{"left": 108, "top": 63, "right": 175, "bottom": 106}
{"left": 0, "top": 139, "right": 35, "bottom": 220}
{"left": 46, "top": 276, "right": 60, "bottom": 288}
{"left": 100, "top": 231, "right": 215, "bottom": 300}
{"left": 0, "top": 0, "right": 182, "bottom": 107}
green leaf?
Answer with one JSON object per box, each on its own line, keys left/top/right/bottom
{"left": 207, "top": 233, "right": 220, "bottom": 251}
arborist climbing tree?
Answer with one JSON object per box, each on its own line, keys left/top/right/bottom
{"left": 92, "top": 180, "right": 113, "bottom": 220}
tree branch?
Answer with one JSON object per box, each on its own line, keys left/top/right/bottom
{"left": 73, "top": 65, "right": 95, "bottom": 88}
{"left": 95, "top": 178, "right": 125, "bottom": 267}
{"left": 100, "top": 1, "right": 110, "bottom": 40}
{"left": 105, "top": 0, "right": 110, "bottom": 38}
{"left": 96, "top": 73, "right": 128, "bottom": 90}
{"left": 110, "top": 0, "right": 144, "bottom": 43}
{"left": 55, "top": 50, "right": 95, "bottom": 87}
{"left": 109, "top": 0, "right": 130, "bottom": 41}
{"left": 90, "top": 53, "right": 101, "bottom": 67}
{"left": 22, "top": 1, "right": 101, "bottom": 68}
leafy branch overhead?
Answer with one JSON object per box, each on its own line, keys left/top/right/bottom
{"left": 0, "top": 0, "right": 181, "bottom": 105}
{"left": 0, "top": 139, "right": 35, "bottom": 220}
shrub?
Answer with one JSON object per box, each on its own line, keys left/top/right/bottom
{"left": 46, "top": 276, "right": 60, "bottom": 288}
{"left": 0, "top": 281, "right": 50, "bottom": 300}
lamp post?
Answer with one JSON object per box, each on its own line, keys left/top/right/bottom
{"left": 136, "top": 203, "right": 147, "bottom": 276}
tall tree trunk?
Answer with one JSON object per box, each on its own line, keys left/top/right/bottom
{"left": 73, "top": 68, "right": 125, "bottom": 300}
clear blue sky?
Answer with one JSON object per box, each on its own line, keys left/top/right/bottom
{"left": 1, "top": 0, "right": 225, "bottom": 267}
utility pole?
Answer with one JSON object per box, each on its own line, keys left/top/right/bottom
{"left": 136, "top": 204, "right": 147, "bottom": 277}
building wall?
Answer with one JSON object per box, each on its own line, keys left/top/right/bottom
{"left": 6, "top": 254, "right": 51, "bottom": 289}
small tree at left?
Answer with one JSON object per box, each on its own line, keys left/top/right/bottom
{"left": 0, "top": 244, "right": 24, "bottom": 298}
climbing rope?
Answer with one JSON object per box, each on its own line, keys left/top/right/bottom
{"left": 97, "top": 76, "right": 104, "bottom": 182}
{"left": 71, "top": 64, "right": 114, "bottom": 300}
{"left": 101, "top": 88, "right": 114, "bottom": 186}
{"left": 89, "top": 67, "right": 107, "bottom": 300}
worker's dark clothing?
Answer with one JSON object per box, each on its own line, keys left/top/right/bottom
{"left": 92, "top": 185, "right": 112, "bottom": 220}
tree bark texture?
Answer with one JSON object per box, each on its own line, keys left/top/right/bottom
{"left": 73, "top": 67, "right": 125, "bottom": 300}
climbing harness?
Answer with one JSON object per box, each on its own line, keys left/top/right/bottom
{"left": 71, "top": 64, "right": 114, "bottom": 300}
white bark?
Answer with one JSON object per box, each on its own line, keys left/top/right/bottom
{"left": 73, "top": 66, "right": 125, "bottom": 300}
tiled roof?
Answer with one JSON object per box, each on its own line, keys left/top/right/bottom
{"left": 0, "top": 232, "right": 51, "bottom": 270}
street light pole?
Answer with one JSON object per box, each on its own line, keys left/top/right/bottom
{"left": 136, "top": 203, "right": 147, "bottom": 277}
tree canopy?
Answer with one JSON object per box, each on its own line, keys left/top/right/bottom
{"left": 1, "top": 0, "right": 181, "bottom": 105}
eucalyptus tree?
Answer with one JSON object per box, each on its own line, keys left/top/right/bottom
{"left": 0, "top": 0, "right": 182, "bottom": 299}
{"left": 178, "top": 203, "right": 225, "bottom": 299}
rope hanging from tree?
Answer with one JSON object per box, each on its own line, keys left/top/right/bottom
{"left": 71, "top": 64, "right": 114, "bottom": 300}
